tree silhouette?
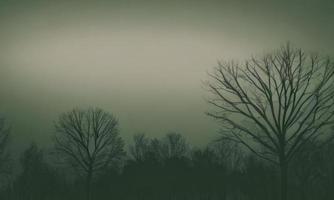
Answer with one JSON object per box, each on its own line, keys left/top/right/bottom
{"left": 129, "top": 133, "right": 151, "bottom": 162}
{"left": 206, "top": 44, "right": 334, "bottom": 200}
{"left": 0, "top": 117, "right": 10, "bottom": 179}
{"left": 160, "top": 132, "right": 189, "bottom": 160}
{"left": 54, "top": 108, "right": 125, "bottom": 200}
{"left": 190, "top": 147, "right": 225, "bottom": 200}
{"left": 13, "top": 143, "right": 60, "bottom": 200}
{"left": 125, "top": 133, "right": 191, "bottom": 200}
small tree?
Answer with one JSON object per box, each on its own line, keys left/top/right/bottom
{"left": 54, "top": 108, "right": 125, "bottom": 200}
{"left": 206, "top": 44, "right": 334, "bottom": 200}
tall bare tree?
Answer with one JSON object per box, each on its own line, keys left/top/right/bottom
{"left": 206, "top": 44, "right": 334, "bottom": 200}
{"left": 54, "top": 108, "right": 125, "bottom": 200}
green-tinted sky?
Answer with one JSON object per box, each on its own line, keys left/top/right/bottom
{"left": 0, "top": 0, "right": 333, "bottom": 150}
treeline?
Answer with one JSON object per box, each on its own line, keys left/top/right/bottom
{"left": 0, "top": 111, "right": 334, "bottom": 200}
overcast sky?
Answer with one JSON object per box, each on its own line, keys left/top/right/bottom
{"left": 0, "top": 0, "right": 333, "bottom": 150}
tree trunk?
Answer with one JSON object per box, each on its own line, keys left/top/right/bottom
{"left": 279, "top": 160, "right": 288, "bottom": 200}
{"left": 86, "top": 170, "right": 93, "bottom": 200}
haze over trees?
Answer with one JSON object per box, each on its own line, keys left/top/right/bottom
{"left": 0, "top": 44, "right": 333, "bottom": 200}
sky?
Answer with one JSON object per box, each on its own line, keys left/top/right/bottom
{"left": 0, "top": 0, "right": 333, "bottom": 150}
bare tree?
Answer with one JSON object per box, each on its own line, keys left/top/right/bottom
{"left": 129, "top": 133, "right": 151, "bottom": 162}
{"left": 150, "top": 132, "right": 188, "bottom": 161}
{"left": 206, "top": 44, "right": 334, "bottom": 200}
{"left": 163, "top": 132, "right": 188, "bottom": 159}
{"left": 54, "top": 108, "right": 125, "bottom": 200}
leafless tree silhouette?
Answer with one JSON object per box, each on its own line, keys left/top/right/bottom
{"left": 150, "top": 132, "right": 188, "bottom": 161}
{"left": 206, "top": 44, "right": 334, "bottom": 200}
{"left": 54, "top": 108, "right": 125, "bottom": 200}
{"left": 129, "top": 133, "right": 151, "bottom": 162}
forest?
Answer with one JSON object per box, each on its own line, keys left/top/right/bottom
{"left": 0, "top": 115, "right": 334, "bottom": 200}
{"left": 1, "top": 45, "right": 334, "bottom": 200}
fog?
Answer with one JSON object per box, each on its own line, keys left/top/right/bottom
{"left": 0, "top": 0, "right": 333, "bottom": 149}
